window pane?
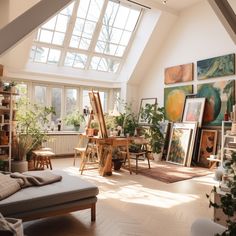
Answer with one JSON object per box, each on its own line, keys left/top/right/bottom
{"left": 105, "top": 43, "right": 117, "bottom": 55}
{"left": 55, "top": 14, "right": 69, "bottom": 32}
{"left": 82, "top": 21, "right": 96, "bottom": 39}
{"left": 64, "top": 52, "right": 75, "bottom": 66}
{"left": 52, "top": 32, "right": 65, "bottom": 45}
{"left": 52, "top": 88, "right": 62, "bottom": 122}
{"left": 77, "top": 0, "right": 90, "bottom": 19}
{"left": 30, "top": 46, "right": 36, "bottom": 61}
{"left": 48, "top": 49, "right": 61, "bottom": 64}
{"left": 120, "top": 30, "right": 131, "bottom": 45}
{"left": 115, "top": 45, "right": 125, "bottom": 57}
{"left": 82, "top": 90, "right": 91, "bottom": 111}
{"left": 113, "top": 5, "right": 129, "bottom": 29}
{"left": 73, "top": 18, "right": 85, "bottom": 36}
{"left": 98, "top": 91, "right": 108, "bottom": 112}
{"left": 39, "top": 29, "right": 53, "bottom": 43}
{"left": 15, "top": 83, "right": 28, "bottom": 101}
{"left": 34, "top": 47, "right": 49, "bottom": 63}
{"left": 79, "top": 38, "right": 91, "bottom": 50}
{"left": 95, "top": 41, "right": 105, "bottom": 53}
{"left": 70, "top": 36, "right": 80, "bottom": 48}
{"left": 105, "top": 1, "right": 119, "bottom": 26}
{"left": 42, "top": 16, "right": 56, "bottom": 30}
{"left": 35, "top": 86, "right": 46, "bottom": 104}
{"left": 65, "top": 88, "right": 77, "bottom": 115}
{"left": 74, "top": 54, "right": 87, "bottom": 68}
{"left": 90, "top": 56, "right": 101, "bottom": 70}
{"left": 87, "top": 0, "right": 104, "bottom": 21}
{"left": 126, "top": 9, "right": 140, "bottom": 31}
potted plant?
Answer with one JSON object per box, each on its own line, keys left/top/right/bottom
{"left": 64, "top": 110, "right": 85, "bottom": 131}
{"left": 140, "top": 103, "right": 165, "bottom": 161}
{"left": 206, "top": 151, "right": 236, "bottom": 235}
{"left": 12, "top": 97, "right": 55, "bottom": 172}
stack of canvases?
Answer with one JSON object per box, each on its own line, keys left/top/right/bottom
{"left": 164, "top": 53, "right": 235, "bottom": 168}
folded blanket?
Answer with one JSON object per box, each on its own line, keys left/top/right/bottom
{"left": 10, "top": 171, "right": 62, "bottom": 188}
{"left": 0, "top": 173, "right": 21, "bottom": 200}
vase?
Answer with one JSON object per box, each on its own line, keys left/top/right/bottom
{"left": 153, "top": 153, "right": 162, "bottom": 162}
{"left": 74, "top": 125, "right": 80, "bottom": 131}
{"left": 113, "top": 159, "right": 123, "bottom": 171}
{"left": 11, "top": 161, "right": 28, "bottom": 173}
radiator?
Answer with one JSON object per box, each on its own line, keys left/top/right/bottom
{"left": 44, "top": 133, "right": 79, "bottom": 156}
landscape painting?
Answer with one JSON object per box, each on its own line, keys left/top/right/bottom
{"left": 197, "top": 53, "right": 235, "bottom": 80}
{"left": 197, "top": 80, "right": 235, "bottom": 126}
{"left": 165, "top": 63, "right": 193, "bottom": 84}
{"left": 167, "top": 127, "right": 192, "bottom": 166}
{"left": 164, "top": 85, "right": 193, "bottom": 122}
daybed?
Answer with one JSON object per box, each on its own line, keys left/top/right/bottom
{"left": 0, "top": 170, "right": 99, "bottom": 222}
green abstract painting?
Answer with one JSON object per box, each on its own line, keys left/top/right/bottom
{"left": 164, "top": 85, "right": 193, "bottom": 122}
{"left": 197, "top": 53, "right": 235, "bottom": 80}
{"left": 197, "top": 80, "right": 235, "bottom": 126}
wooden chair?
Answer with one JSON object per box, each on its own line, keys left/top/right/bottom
{"left": 73, "top": 134, "right": 90, "bottom": 167}
{"left": 127, "top": 138, "right": 150, "bottom": 174}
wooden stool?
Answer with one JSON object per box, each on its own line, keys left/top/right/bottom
{"left": 32, "top": 150, "right": 55, "bottom": 170}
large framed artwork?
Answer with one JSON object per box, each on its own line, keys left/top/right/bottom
{"left": 138, "top": 98, "right": 157, "bottom": 125}
{"left": 164, "top": 85, "right": 193, "bottom": 122}
{"left": 197, "top": 80, "right": 235, "bottom": 126}
{"left": 166, "top": 123, "right": 192, "bottom": 166}
{"left": 164, "top": 63, "right": 193, "bottom": 84}
{"left": 182, "top": 97, "right": 206, "bottom": 127}
{"left": 198, "top": 129, "right": 218, "bottom": 167}
{"left": 197, "top": 53, "right": 235, "bottom": 80}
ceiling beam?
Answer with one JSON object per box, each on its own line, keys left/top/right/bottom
{"left": 208, "top": 0, "right": 236, "bottom": 45}
{"left": 0, "top": 0, "right": 73, "bottom": 56}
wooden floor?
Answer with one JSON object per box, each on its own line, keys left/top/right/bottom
{"left": 24, "top": 157, "right": 217, "bottom": 236}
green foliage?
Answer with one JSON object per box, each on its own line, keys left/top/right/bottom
{"left": 15, "top": 97, "right": 56, "bottom": 161}
{"left": 114, "top": 101, "right": 138, "bottom": 136}
{"left": 64, "top": 110, "right": 85, "bottom": 127}
{"left": 140, "top": 103, "right": 165, "bottom": 154}
{"left": 207, "top": 152, "right": 236, "bottom": 236}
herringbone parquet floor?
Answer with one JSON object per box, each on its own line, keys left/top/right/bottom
{"left": 24, "top": 157, "right": 217, "bottom": 236}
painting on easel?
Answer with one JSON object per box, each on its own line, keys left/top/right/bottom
{"left": 89, "top": 91, "right": 108, "bottom": 138}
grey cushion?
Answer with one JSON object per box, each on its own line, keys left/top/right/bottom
{"left": 0, "top": 170, "right": 99, "bottom": 216}
{"left": 0, "top": 173, "right": 21, "bottom": 200}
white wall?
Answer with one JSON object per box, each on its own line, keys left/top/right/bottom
{"left": 136, "top": 0, "right": 236, "bottom": 108}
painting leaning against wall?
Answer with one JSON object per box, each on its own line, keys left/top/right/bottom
{"left": 197, "top": 80, "right": 235, "bottom": 126}
{"left": 197, "top": 53, "right": 235, "bottom": 80}
{"left": 164, "top": 85, "right": 193, "bottom": 122}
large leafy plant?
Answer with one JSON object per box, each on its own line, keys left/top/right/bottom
{"left": 14, "top": 97, "right": 55, "bottom": 161}
{"left": 207, "top": 151, "right": 236, "bottom": 235}
{"left": 64, "top": 110, "right": 85, "bottom": 130}
{"left": 140, "top": 103, "right": 165, "bottom": 154}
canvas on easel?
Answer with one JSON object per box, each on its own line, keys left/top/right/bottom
{"left": 89, "top": 91, "right": 108, "bottom": 138}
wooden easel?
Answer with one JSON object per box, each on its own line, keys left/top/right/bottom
{"left": 87, "top": 91, "right": 132, "bottom": 176}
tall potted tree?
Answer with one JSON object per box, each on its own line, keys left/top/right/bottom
{"left": 140, "top": 103, "right": 165, "bottom": 161}
{"left": 12, "top": 97, "right": 55, "bottom": 172}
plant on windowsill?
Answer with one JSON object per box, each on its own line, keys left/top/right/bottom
{"left": 12, "top": 97, "right": 55, "bottom": 172}
{"left": 64, "top": 110, "right": 85, "bottom": 131}
{"left": 140, "top": 103, "right": 165, "bottom": 159}
{"left": 206, "top": 151, "right": 236, "bottom": 235}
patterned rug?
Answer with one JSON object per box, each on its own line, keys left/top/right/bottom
{"left": 136, "top": 162, "right": 213, "bottom": 183}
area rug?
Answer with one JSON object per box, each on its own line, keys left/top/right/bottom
{"left": 136, "top": 162, "right": 213, "bottom": 183}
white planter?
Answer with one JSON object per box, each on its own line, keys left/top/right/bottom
{"left": 153, "top": 153, "right": 162, "bottom": 162}
{"left": 11, "top": 161, "right": 28, "bottom": 173}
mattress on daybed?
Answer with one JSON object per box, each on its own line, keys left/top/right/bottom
{"left": 0, "top": 170, "right": 99, "bottom": 216}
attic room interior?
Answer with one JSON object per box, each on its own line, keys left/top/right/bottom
{"left": 0, "top": 0, "right": 236, "bottom": 235}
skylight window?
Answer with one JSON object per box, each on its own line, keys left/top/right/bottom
{"left": 29, "top": 0, "right": 142, "bottom": 74}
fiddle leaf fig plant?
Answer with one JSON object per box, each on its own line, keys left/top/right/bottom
{"left": 140, "top": 103, "right": 165, "bottom": 154}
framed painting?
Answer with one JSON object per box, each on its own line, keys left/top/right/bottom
{"left": 197, "top": 80, "right": 235, "bottom": 126}
{"left": 198, "top": 129, "right": 218, "bottom": 167}
{"left": 182, "top": 97, "right": 206, "bottom": 127}
{"left": 197, "top": 53, "right": 235, "bottom": 80}
{"left": 165, "top": 63, "right": 193, "bottom": 84}
{"left": 138, "top": 98, "right": 157, "bottom": 125}
{"left": 166, "top": 124, "right": 192, "bottom": 166}
{"left": 164, "top": 85, "right": 193, "bottom": 122}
